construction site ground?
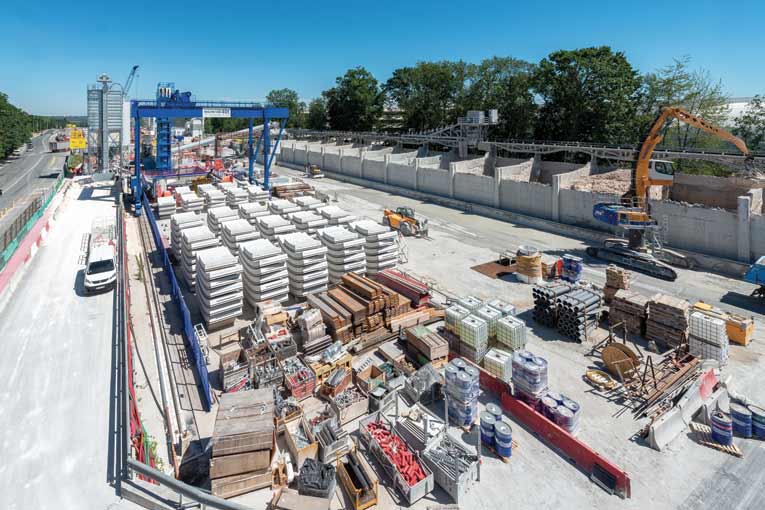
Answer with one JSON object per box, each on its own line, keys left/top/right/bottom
{"left": 125, "top": 164, "right": 765, "bottom": 510}
{"left": 0, "top": 180, "right": 138, "bottom": 509}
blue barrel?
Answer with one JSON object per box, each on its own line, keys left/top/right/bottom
{"left": 494, "top": 422, "right": 512, "bottom": 458}
{"left": 711, "top": 412, "right": 733, "bottom": 446}
{"left": 451, "top": 357, "right": 467, "bottom": 370}
{"left": 540, "top": 396, "right": 558, "bottom": 420}
{"left": 731, "top": 403, "right": 753, "bottom": 438}
{"left": 555, "top": 406, "right": 575, "bottom": 433}
{"left": 486, "top": 403, "right": 503, "bottom": 422}
{"left": 445, "top": 364, "right": 459, "bottom": 386}
{"left": 480, "top": 412, "right": 496, "bottom": 446}
{"left": 748, "top": 405, "right": 765, "bottom": 440}
{"left": 547, "top": 392, "right": 563, "bottom": 405}
{"left": 561, "top": 396, "right": 580, "bottom": 415}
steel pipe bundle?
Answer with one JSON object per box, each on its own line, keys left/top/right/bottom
{"left": 555, "top": 288, "right": 602, "bottom": 342}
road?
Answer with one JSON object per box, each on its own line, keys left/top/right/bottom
{"left": 0, "top": 131, "right": 67, "bottom": 235}
{"left": 0, "top": 181, "right": 137, "bottom": 510}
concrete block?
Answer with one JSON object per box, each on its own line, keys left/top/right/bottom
{"left": 388, "top": 161, "right": 416, "bottom": 189}
{"left": 418, "top": 167, "right": 451, "bottom": 197}
{"left": 453, "top": 173, "right": 495, "bottom": 207}
{"left": 499, "top": 180, "right": 553, "bottom": 220}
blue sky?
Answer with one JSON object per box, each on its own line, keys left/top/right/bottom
{"left": 1, "top": 0, "right": 763, "bottom": 116}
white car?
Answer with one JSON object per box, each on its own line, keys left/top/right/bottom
{"left": 84, "top": 244, "right": 117, "bottom": 293}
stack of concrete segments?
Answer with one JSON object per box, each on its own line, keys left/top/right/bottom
{"left": 280, "top": 232, "right": 328, "bottom": 298}
{"left": 217, "top": 181, "right": 237, "bottom": 193}
{"left": 157, "top": 196, "right": 177, "bottom": 219}
{"left": 294, "top": 195, "right": 323, "bottom": 211}
{"left": 201, "top": 188, "right": 226, "bottom": 210}
{"left": 319, "top": 226, "right": 366, "bottom": 283}
{"left": 257, "top": 214, "right": 296, "bottom": 241}
{"left": 246, "top": 184, "right": 269, "bottom": 202}
{"left": 174, "top": 185, "right": 191, "bottom": 196}
{"left": 238, "top": 202, "right": 270, "bottom": 225}
{"left": 170, "top": 212, "right": 203, "bottom": 259}
{"left": 196, "top": 246, "right": 244, "bottom": 329}
{"left": 269, "top": 199, "right": 301, "bottom": 217}
{"left": 179, "top": 193, "right": 204, "bottom": 212}
{"left": 221, "top": 219, "right": 260, "bottom": 256}
{"left": 197, "top": 183, "right": 215, "bottom": 195}
{"left": 225, "top": 187, "right": 248, "bottom": 208}
{"left": 290, "top": 211, "right": 328, "bottom": 235}
{"left": 318, "top": 205, "right": 356, "bottom": 226}
{"left": 207, "top": 206, "right": 239, "bottom": 236}
{"left": 180, "top": 225, "right": 219, "bottom": 290}
{"left": 351, "top": 219, "right": 398, "bottom": 276}
{"left": 240, "top": 239, "right": 289, "bottom": 305}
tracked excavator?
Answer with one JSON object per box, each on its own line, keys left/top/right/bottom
{"left": 587, "top": 106, "right": 756, "bottom": 281}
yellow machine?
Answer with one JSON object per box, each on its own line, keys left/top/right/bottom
{"left": 191, "top": 173, "right": 213, "bottom": 191}
{"left": 692, "top": 301, "right": 754, "bottom": 346}
{"left": 588, "top": 107, "right": 755, "bottom": 280}
{"left": 305, "top": 164, "right": 324, "bottom": 179}
{"left": 382, "top": 207, "right": 428, "bottom": 237}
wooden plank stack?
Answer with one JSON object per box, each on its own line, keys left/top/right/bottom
{"left": 211, "top": 389, "right": 275, "bottom": 498}
{"left": 646, "top": 294, "right": 690, "bottom": 348}
{"left": 272, "top": 182, "right": 313, "bottom": 199}
{"left": 306, "top": 293, "right": 353, "bottom": 344}
{"left": 405, "top": 325, "right": 449, "bottom": 362}
{"left": 609, "top": 290, "right": 649, "bottom": 334}
{"left": 604, "top": 265, "right": 631, "bottom": 304}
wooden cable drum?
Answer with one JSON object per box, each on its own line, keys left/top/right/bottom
{"left": 602, "top": 343, "right": 639, "bottom": 381}
{"left": 516, "top": 246, "right": 542, "bottom": 278}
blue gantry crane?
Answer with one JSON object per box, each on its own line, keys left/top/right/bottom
{"left": 130, "top": 90, "right": 288, "bottom": 215}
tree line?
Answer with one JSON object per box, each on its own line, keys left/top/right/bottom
{"left": 0, "top": 92, "right": 77, "bottom": 159}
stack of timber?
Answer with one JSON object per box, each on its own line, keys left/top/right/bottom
{"left": 604, "top": 265, "right": 631, "bottom": 304}
{"left": 405, "top": 325, "right": 449, "bottom": 365}
{"left": 211, "top": 389, "right": 275, "bottom": 498}
{"left": 272, "top": 181, "right": 313, "bottom": 199}
{"left": 373, "top": 268, "right": 430, "bottom": 306}
{"left": 609, "top": 290, "right": 649, "bottom": 334}
{"left": 647, "top": 294, "right": 690, "bottom": 349}
{"left": 306, "top": 293, "right": 353, "bottom": 344}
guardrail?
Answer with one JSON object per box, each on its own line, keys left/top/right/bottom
{"left": 142, "top": 193, "right": 212, "bottom": 411}
{"left": 0, "top": 172, "right": 64, "bottom": 270}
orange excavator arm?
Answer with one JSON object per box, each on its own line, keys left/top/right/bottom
{"left": 632, "top": 106, "right": 752, "bottom": 202}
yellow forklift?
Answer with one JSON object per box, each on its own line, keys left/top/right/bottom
{"left": 382, "top": 206, "right": 429, "bottom": 237}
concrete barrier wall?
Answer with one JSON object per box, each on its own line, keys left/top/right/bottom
{"left": 751, "top": 214, "right": 765, "bottom": 259}
{"left": 343, "top": 155, "right": 362, "bottom": 176}
{"left": 559, "top": 188, "right": 621, "bottom": 231}
{"left": 556, "top": 163, "right": 594, "bottom": 187}
{"left": 324, "top": 152, "right": 341, "bottom": 172}
{"left": 453, "top": 155, "right": 488, "bottom": 175}
{"left": 536, "top": 160, "right": 590, "bottom": 184}
{"left": 308, "top": 149, "right": 322, "bottom": 166}
{"left": 388, "top": 162, "right": 416, "bottom": 189}
{"left": 500, "top": 181, "right": 553, "bottom": 219}
{"left": 294, "top": 148, "right": 308, "bottom": 165}
{"left": 651, "top": 201, "right": 739, "bottom": 260}
{"left": 670, "top": 173, "right": 761, "bottom": 211}
{"left": 417, "top": 155, "right": 443, "bottom": 168}
{"left": 454, "top": 173, "right": 495, "bottom": 207}
{"left": 497, "top": 158, "right": 534, "bottom": 181}
{"left": 418, "top": 167, "right": 451, "bottom": 197}
{"left": 363, "top": 157, "right": 387, "bottom": 183}
{"left": 280, "top": 146, "right": 294, "bottom": 164}
{"left": 389, "top": 150, "right": 419, "bottom": 163}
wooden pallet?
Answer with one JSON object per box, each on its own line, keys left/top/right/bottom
{"left": 484, "top": 440, "right": 519, "bottom": 464}
{"left": 690, "top": 422, "right": 743, "bottom": 458}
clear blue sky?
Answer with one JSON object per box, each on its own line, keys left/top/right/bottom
{"left": 2, "top": 0, "right": 763, "bottom": 116}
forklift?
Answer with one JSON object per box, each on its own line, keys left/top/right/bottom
{"left": 382, "top": 206, "right": 429, "bottom": 237}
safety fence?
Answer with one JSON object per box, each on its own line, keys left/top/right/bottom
{"left": 0, "top": 172, "right": 64, "bottom": 270}
{"left": 142, "top": 193, "right": 212, "bottom": 411}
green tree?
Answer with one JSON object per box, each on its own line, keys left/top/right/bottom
{"left": 266, "top": 88, "right": 303, "bottom": 128}
{"left": 324, "top": 67, "right": 383, "bottom": 131}
{"left": 733, "top": 95, "right": 765, "bottom": 151}
{"left": 640, "top": 56, "right": 728, "bottom": 151}
{"left": 0, "top": 92, "right": 35, "bottom": 159}
{"left": 306, "top": 98, "right": 328, "bottom": 130}
{"left": 533, "top": 46, "right": 643, "bottom": 144}
{"left": 463, "top": 57, "right": 537, "bottom": 139}
{"left": 384, "top": 61, "right": 470, "bottom": 131}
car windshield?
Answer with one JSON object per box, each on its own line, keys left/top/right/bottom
{"left": 87, "top": 259, "right": 114, "bottom": 275}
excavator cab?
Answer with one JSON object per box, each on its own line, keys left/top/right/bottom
{"left": 648, "top": 160, "right": 675, "bottom": 184}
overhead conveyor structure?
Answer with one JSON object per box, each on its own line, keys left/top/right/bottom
{"left": 130, "top": 93, "right": 288, "bottom": 214}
